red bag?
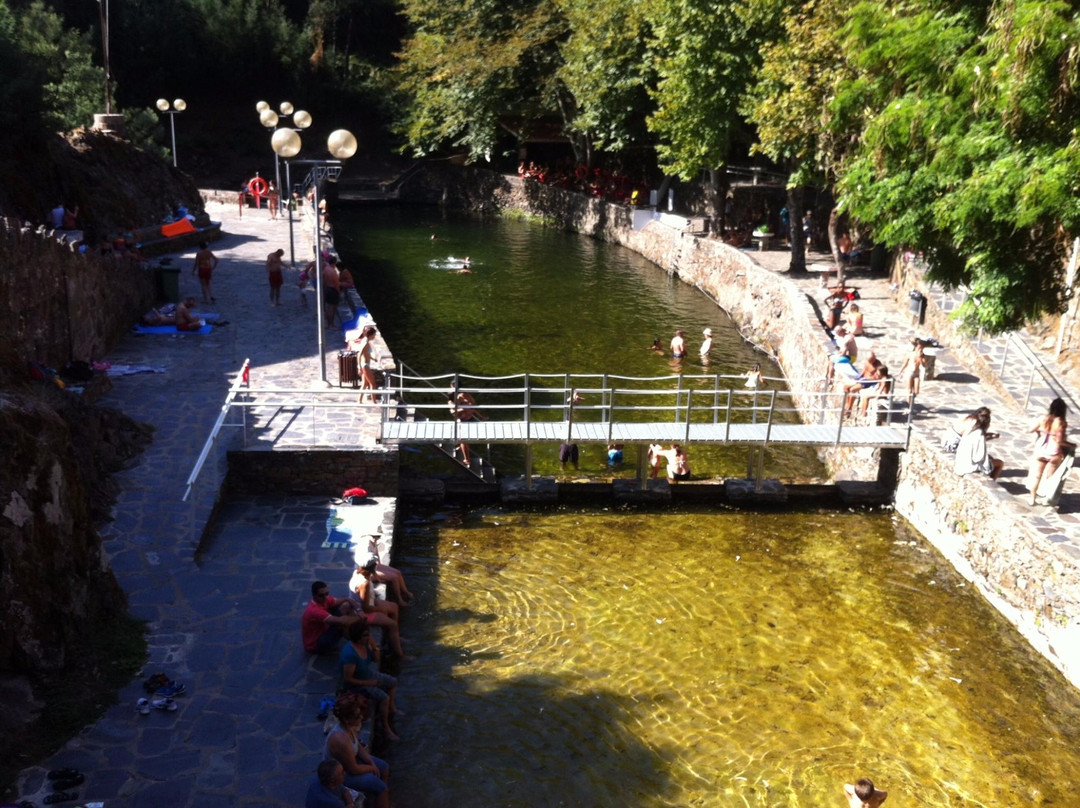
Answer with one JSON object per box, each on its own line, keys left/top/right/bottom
{"left": 342, "top": 487, "right": 368, "bottom": 504}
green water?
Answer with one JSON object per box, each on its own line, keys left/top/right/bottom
{"left": 334, "top": 206, "right": 820, "bottom": 479}
{"left": 334, "top": 207, "right": 1080, "bottom": 805}
{"left": 390, "top": 506, "right": 1080, "bottom": 807}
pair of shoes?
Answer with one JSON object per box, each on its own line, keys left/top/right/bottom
{"left": 44, "top": 792, "right": 78, "bottom": 804}
{"left": 47, "top": 769, "right": 80, "bottom": 781}
{"left": 51, "top": 773, "right": 84, "bottom": 790}
{"left": 152, "top": 698, "right": 178, "bottom": 712}
{"left": 155, "top": 681, "right": 185, "bottom": 697}
{"left": 136, "top": 698, "right": 151, "bottom": 715}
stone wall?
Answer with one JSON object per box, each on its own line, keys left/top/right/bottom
{"left": 416, "top": 166, "right": 1080, "bottom": 688}
{"left": 225, "top": 447, "right": 400, "bottom": 498}
{"left": 0, "top": 218, "right": 155, "bottom": 367}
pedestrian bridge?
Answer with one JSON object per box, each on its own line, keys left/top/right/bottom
{"left": 379, "top": 369, "right": 910, "bottom": 452}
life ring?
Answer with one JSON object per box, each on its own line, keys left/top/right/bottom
{"left": 575, "top": 165, "right": 587, "bottom": 180}
{"left": 247, "top": 177, "right": 269, "bottom": 197}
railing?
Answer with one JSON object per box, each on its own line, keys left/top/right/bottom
{"left": 978, "top": 329, "right": 1080, "bottom": 414}
{"left": 183, "top": 359, "right": 252, "bottom": 501}
{"left": 381, "top": 370, "right": 911, "bottom": 448}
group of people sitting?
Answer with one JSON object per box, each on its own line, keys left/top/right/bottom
{"left": 517, "top": 160, "right": 646, "bottom": 205}
{"left": 139, "top": 296, "right": 206, "bottom": 330}
{"left": 300, "top": 540, "right": 417, "bottom": 808}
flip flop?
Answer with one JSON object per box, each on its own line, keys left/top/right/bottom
{"left": 43, "top": 793, "right": 77, "bottom": 805}
{"left": 152, "top": 698, "right": 178, "bottom": 712}
{"left": 46, "top": 769, "right": 80, "bottom": 780}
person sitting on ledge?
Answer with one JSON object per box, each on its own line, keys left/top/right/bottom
{"left": 305, "top": 760, "right": 358, "bottom": 808}
{"left": 176, "top": 297, "right": 205, "bottom": 331}
{"left": 954, "top": 408, "right": 1003, "bottom": 479}
{"left": 350, "top": 558, "right": 412, "bottom": 659}
{"left": 302, "top": 580, "right": 360, "bottom": 654}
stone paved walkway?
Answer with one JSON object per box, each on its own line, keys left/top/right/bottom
{"left": 752, "top": 247, "right": 1079, "bottom": 553}
{"left": 15, "top": 205, "right": 1080, "bottom": 805}
{"left": 15, "top": 201, "right": 395, "bottom": 807}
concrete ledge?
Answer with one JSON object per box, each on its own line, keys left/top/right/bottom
{"left": 837, "top": 480, "right": 894, "bottom": 506}
{"left": 725, "top": 478, "right": 788, "bottom": 503}
{"left": 398, "top": 478, "right": 446, "bottom": 504}
{"left": 613, "top": 478, "right": 672, "bottom": 503}
{"left": 502, "top": 477, "right": 558, "bottom": 503}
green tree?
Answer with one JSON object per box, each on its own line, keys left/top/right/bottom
{"left": 834, "top": 0, "right": 1080, "bottom": 332}
{"left": 393, "top": 0, "right": 568, "bottom": 160}
{"left": 646, "top": 0, "right": 782, "bottom": 221}
{"left": 556, "top": 0, "right": 654, "bottom": 161}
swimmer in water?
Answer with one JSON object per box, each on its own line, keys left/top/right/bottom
{"left": 648, "top": 338, "right": 664, "bottom": 354}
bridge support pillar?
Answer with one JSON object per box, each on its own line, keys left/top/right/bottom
{"left": 877, "top": 447, "right": 901, "bottom": 493}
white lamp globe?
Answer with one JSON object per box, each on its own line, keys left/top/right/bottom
{"left": 271, "top": 128, "right": 302, "bottom": 158}
{"left": 256, "top": 100, "right": 269, "bottom": 113}
{"left": 173, "top": 99, "right": 187, "bottom": 112}
{"left": 328, "top": 129, "right": 358, "bottom": 160}
{"left": 259, "top": 109, "right": 280, "bottom": 128}
{"left": 293, "top": 110, "right": 312, "bottom": 129}
{"left": 156, "top": 98, "right": 169, "bottom": 112}
{"left": 279, "top": 101, "right": 294, "bottom": 116}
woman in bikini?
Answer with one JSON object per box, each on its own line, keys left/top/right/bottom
{"left": 357, "top": 325, "right": 379, "bottom": 403}
{"left": 1029, "top": 398, "right": 1074, "bottom": 504}
{"left": 897, "top": 338, "right": 925, "bottom": 404}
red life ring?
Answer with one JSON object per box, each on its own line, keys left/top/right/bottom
{"left": 247, "top": 177, "right": 269, "bottom": 196}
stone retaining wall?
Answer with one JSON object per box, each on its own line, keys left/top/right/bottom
{"left": 410, "top": 166, "right": 1080, "bottom": 688}
{"left": 225, "top": 447, "right": 400, "bottom": 498}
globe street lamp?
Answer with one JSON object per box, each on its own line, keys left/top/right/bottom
{"left": 257, "top": 101, "right": 312, "bottom": 266}
{"left": 156, "top": 98, "right": 186, "bottom": 167}
{"left": 271, "top": 128, "right": 357, "bottom": 384}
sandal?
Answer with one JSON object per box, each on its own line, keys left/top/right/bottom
{"left": 47, "top": 769, "right": 80, "bottom": 780}
{"left": 43, "top": 793, "right": 78, "bottom": 805}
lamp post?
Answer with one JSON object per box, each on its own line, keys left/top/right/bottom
{"left": 271, "top": 128, "right": 357, "bottom": 384}
{"left": 156, "top": 98, "right": 186, "bottom": 167}
{"left": 256, "top": 101, "right": 312, "bottom": 266}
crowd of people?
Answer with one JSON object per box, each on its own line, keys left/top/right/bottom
{"left": 300, "top": 538, "right": 416, "bottom": 808}
{"left": 518, "top": 160, "right": 647, "bottom": 205}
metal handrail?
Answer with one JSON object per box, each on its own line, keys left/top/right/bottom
{"left": 183, "top": 359, "right": 251, "bottom": 501}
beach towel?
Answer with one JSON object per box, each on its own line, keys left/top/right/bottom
{"left": 1035, "top": 452, "right": 1074, "bottom": 507}
{"left": 324, "top": 503, "right": 384, "bottom": 550}
{"left": 160, "top": 218, "right": 197, "bottom": 238}
{"left": 132, "top": 323, "right": 213, "bottom": 335}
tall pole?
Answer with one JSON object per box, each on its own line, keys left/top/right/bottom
{"left": 314, "top": 180, "right": 327, "bottom": 384}
{"left": 285, "top": 159, "right": 295, "bottom": 266}
{"left": 274, "top": 151, "right": 282, "bottom": 216}
{"left": 169, "top": 113, "right": 177, "bottom": 167}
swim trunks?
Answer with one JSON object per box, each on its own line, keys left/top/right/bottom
{"left": 268, "top": 270, "right": 284, "bottom": 288}
{"left": 324, "top": 287, "right": 341, "bottom": 305}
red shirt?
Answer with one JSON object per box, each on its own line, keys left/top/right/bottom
{"left": 301, "top": 595, "right": 338, "bottom": 652}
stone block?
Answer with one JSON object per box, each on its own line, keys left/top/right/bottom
{"left": 725, "top": 478, "right": 788, "bottom": 503}
{"left": 613, "top": 478, "right": 672, "bottom": 503}
{"left": 501, "top": 477, "right": 558, "bottom": 503}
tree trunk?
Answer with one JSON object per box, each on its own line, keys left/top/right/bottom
{"left": 705, "top": 167, "right": 728, "bottom": 233}
{"left": 788, "top": 185, "right": 805, "bottom": 273}
{"left": 828, "top": 206, "right": 844, "bottom": 285}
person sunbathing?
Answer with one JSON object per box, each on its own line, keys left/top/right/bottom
{"left": 175, "top": 297, "right": 205, "bottom": 331}
{"left": 140, "top": 307, "right": 177, "bottom": 326}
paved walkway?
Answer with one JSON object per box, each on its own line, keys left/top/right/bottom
{"left": 15, "top": 205, "right": 1079, "bottom": 805}
{"left": 753, "top": 247, "right": 1079, "bottom": 554}
{"left": 15, "top": 201, "right": 394, "bottom": 808}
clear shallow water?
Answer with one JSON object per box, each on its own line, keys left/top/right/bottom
{"left": 334, "top": 206, "right": 821, "bottom": 479}
{"left": 335, "top": 206, "right": 1080, "bottom": 806}
{"left": 391, "top": 506, "right": 1080, "bottom": 807}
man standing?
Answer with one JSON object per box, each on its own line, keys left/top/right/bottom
{"left": 193, "top": 242, "right": 219, "bottom": 303}
{"left": 301, "top": 581, "right": 359, "bottom": 654}
{"left": 323, "top": 257, "right": 342, "bottom": 328}
{"left": 266, "top": 248, "right": 285, "bottom": 306}
{"left": 670, "top": 330, "right": 687, "bottom": 359}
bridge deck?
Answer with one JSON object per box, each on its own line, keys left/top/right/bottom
{"left": 380, "top": 420, "right": 907, "bottom": 448}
